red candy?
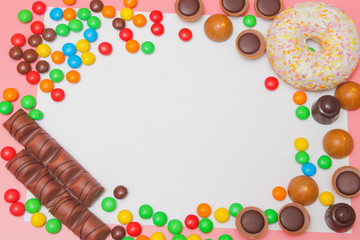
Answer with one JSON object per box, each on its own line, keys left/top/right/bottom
{"left": 265, "top": 76, "right": 279, "bottom": 90}
{"left": 26, "top": 71, "right": 41, "bottom": 85}
{"left": 179, "top": 28, "right": 192, "bottom": 41}
{"left": 151, "top": 22, "right": 164, "bottom": 36}
{"left": 32, "top": 1, "right": 47, "bottom": 15}
{"left": 1, "top": 146, "right": 16, "bottom": 161}
{"left": 4, "top": 189, "right": 20, "bottom": 203}
{"left": 149, "top": 10, "right": 163, "bottom": 23}
{"left": 126, "top": 222, "right": 142, "bottom": 237}
{"left": 119, "top": 28, "right": 133, "bottom": 42}
{"left": 31, "top": 21, "right": 45, "bottom": 34}
{"left": 185, "top": 214, "right": 199, "bottom": 229}
{"left": 11, "top": 33, "right": 26, "bottom": 47}
{"left": 98, "top": 42, "right": 113, "bottom": 55}
{"left": 51, "top": 88, "right": 65, "bottom": 102}
{"left": 10, "top": 202, "right": 25, "bottom": 216}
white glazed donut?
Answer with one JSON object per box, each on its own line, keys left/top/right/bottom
{"left": 266, "top": 2, "right": 360, "bottom": 91}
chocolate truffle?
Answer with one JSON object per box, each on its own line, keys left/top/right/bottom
{"left": 254, "top": 0, "right": 283, "bottom": 19}
{"left": 17, "top": 61, "right": 31, "bottom": 75}
{"left": 42, "top": 28, "right": 57, "bottom": 42}
{"left": 236, "top": 29, "right": 266, "bottom": 58}
{"left": 23, "top": 49, "right": 38, "bottom": 63}
{"left": 287, "top": 175, "right": 319, "bottom": 206}
{"left": 112, "top": 18, "right": 126, "bottom": 30}
{"left": 9, "top": 46, "right": 23, "bottom": 60}
{"left": 221, "top": 0, "right": 249, "bottom": 16}
{"left": 204, "top": 14, "right": 233, "bottom": 42}
{"left": 325, "top": 203, "right": 356, "bottom": 233}
{"left": 311, "top": 95, "right": 340, "bottom": 125}
{"left": 28, "top": 34, "right": 42, "bottom": 47}
{"left": 90, "top": 0, "right": 104, "bottom": 13}
{"left": 175, "top": 0, "right": 204, "bottom": 21}
{"left": 323, "top": 129, "right": 354, "bottom": 159}
{"left": 332, "top": 166, "right": 360, "bottom": 198}
{"left": 235, "top": 207, "right": 268, "bottom": 239}
{"left": 111, "top": 226, "right": 126, "bottom": 240}
{"left": 36, "top": 60, "right": 50, "bottom": 73}
{"left": 114, "top": 185, "right": 128, "bottom": 199}
{"left": 335, "top": 81, "right": 360, "bottom": 111}
{"left": 278, "top": 203, "right": 310, "bottom": 235}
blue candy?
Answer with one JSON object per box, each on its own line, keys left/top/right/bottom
{"left": 68, "top": 55, "right": 82, "bottom": 68}
{"left": 50, "top": 8, "right": 63, "bottom": 21}
{"left": 83, "top": 28, "right": 98, "bottom": 42}
{"left": 62, "top": 43, "right": 77, "bottom": 56}
{"left": 302, "top": 162, "right": 317, "bottom": 176}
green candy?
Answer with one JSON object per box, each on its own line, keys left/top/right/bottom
{"left": 18, "top": 9, "right": 32, "bottom": 23}
{"left": 77, "top": 8, "right": 91, "bottom": 20}
{"left": 172, "top": 234, "right": 186, "bottom": 240}
{"left": 296, "top": 106, "right": 310, "bottom": 120}
{"left": 87, "top": 16, "right": 101, "bottom": 29}
{"left": 0, "top": 101, "right": 13, "bottom": 115}
{"left": 21, "top": 95, "right": 36, "bottom": 109}
{"left": 46, "top": 219, "right": 62, "bottom": 234}
{"left": 152, "top": 211, "right": 167, "bottom": 226}
{"left": 141, "top": 41, "right": 155, "bottom": 55}
{"left": 308, "top": 47, "right": 316, "bottom": 52}
{"left": 295, "top": 151, "right": 310, "bottom": 164}
{"left": 167, "top": 219, "right": 183, "bottom": 235}
{"left": 318, "top": 155, "right": 332, "bottom": 169}
{"left": 219, "top": 234, "right": 232, "bottom": 240}
{"left": 29, "top": 109, "right": 44, "bottom": 120}
{"left": 56, "top": 24, "right": 70, "bottom": 36}
{"left": 265, "top": 209, "right": 278, "bottom": 224}
{"left": 243, "top": 15, "right": 256, "bottom": 28}
{"left": 199, "top": 218, "right": 213, "bottom": 233}
{"left": 101, "top": 197, "right": 117, "bottom": 212}
{"left": 139, "top": 204, "right": 153, "bottom": 219}
{"left": 229, "top": 203, "right": 243, "bottom": 217}
{"left": 25, "top": 198, "right": 41, "bottom": 214}
{"left": 50, "top": 69, "right": 64, "bottom": 83}
{"left": 122, "top": 237, "right": 134, "bottom": 240}
{"left": 69, "top": 19, "right": 83, "bottom": 32}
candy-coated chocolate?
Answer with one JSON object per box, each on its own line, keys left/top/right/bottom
{"left": 295, "top": 151, "right": 309, "bottom": 164}
{"left": 10, "top": 202, "right": 25, "bottom": 216}
{"left": 25, "top": 198, "right": 41, "bottom": 213}
{"left": 31, "top": 212, "right": 46, "bottom": 227}
{"left": 0, "top": 101, "right": 13, "bottom": 115}
{"left": 17, "top": 61, "right": 31, "bottom": 75}
{"left": 214, "top": 207, "right": 230, "bottom": 223}
{"left": 28, "top": 34, "right": 43, "bottom": 47}
{"left": 293, "top": 91, "right": 307, "bottom": 105}
{"left": 90, "top": 0, "right": 104, "bottom": 13}
{"left": 204, "top": 14, "right": 233, "bottom": 42}
{"left": 98, "top": 42, "right": 113, "bottom": 55}
{"left": 118, "top": 209, "right": 133, "bottom": 224}
{"left": 36, "top": 60, "right": 50, "bottom": 73}
{"left": 50, "top": 8, "right": 63, "bottom": 20}
{"left": 84, "top": 28, "right": 98, "bottom": 42}
{"left": 26, "top": 71, "right": 41, "bottom": 85}
{"left": 9, "top": 47, "right": 23, "bottom": 60}
{"left": 11, "top": 33, "right": 26, "bottom": 47}
{"left": 272, "top": 186, "right": 286, "bottom": 201}
{"left": 197, "top": 203, "right": 211, "bottom": 218}
{"left": 23, "top": 49, "right": 38, "bottom": 63}
{"left": 287, "top": 175, "right": 318, "bottom": 206}
{"left": 319, "top": 191, "right": 334, "bottom": 206}
{"left": 243, "top": 15, "right": 256, "bottom": 27}
{"left": 3, "top": 88, "right": 19, "bottom": 102}
{"left": 127, "top": 222, "right": 142, "bottom": 236}
{"left": 46, "top": 219, "right": 62, "bottom": 234}
{"left": 323, "top": 129, "right": 353, "bottom": 159}
{"left": 32, "top": 1, "right": 47, "bottom": 15}
{"left": 199, "top": 218, "right": 213, "bottom": 233}
{"left": 1, "top": 146, "right": 16, "bottom": 160}
{"left": 229, "top": 203, "right": 243, "bottom": 217}
{"left": 168, "top": 219, "right": 183, "bottom": 235}
{"left": 317, "top": 155, "right": 332, "bottom": 169}
{"left": 113, "top": 18, "right": 126, "bottom": 30}
{"left": 151, "top": 22, "right": 164, "bottom": 36}
{"left": 120, "top": 8, "right": 134, "bottom": 21}
{"left": 29, "top": 109, "right": 44, "bottom": 120}
{"left": 31, "top": 21, "right": 45, "bottom": 34}
{"left": 56, "top": 24, "right": 70, "bottom": 36}
{"left": 87, "top": 16, "right": 101, "bottom": 29}
{"left": 114, "top": 185, "right": 128, "bottom": 199}
{"left": 42, "top": 28, "right": 57, "bottom": 42}
{"left": 51, "top": 88, "right": 65, "bottom": 102}
{"left": 301, "top": 162, "right": 316, "bottom": 176}
{"left": 139, "top": 204, "right": 153, "bottom": 219}
{"left": 152, "top": 211, "right": 167, "bottom": 226}
{"left": 78, "top": 8, "right": 91, "bottom": 20}
{"left": 179, "top": 28, "right": 192, "bottom": 41}
{"left": 101, "top": 197, "right": 117, "bottom": 212}
{"left": 264, "top": 209, "right": 278, "bottom": 224}
{"left": 150, "top": 10, "right": 163, "bottom": 22}
{"left": 185, "top": 214, "right": 199, "bottom": 229}
{"left": 112, "top": 226, "right": 126, "bottom": 240}
{"left": 4, "top": 189, "right": 20, "bottom": 203}
{"left": 18, "top": 9, "right": 32, "bottom": 23}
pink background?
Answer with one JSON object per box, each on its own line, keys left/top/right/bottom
{"left": 1, "top": 0, "right": 360, "bottom": 239}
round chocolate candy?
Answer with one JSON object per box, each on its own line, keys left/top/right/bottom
{"left": 332, "top": 166, "right": 360, "bottom": 198}
{"left": 113, "top": 185, "right": 128, "bottom": 199}
{"left": 204, "top": 14, "right": 233, "bottom": 42}
{"left": 335, "top": 81, "right": 360, "bottom": 111}
{"left": 311, "top": 95, "right": 340, "bottom": 125}
{"left": 287, "top": 175, "right": 319, "bottom": 206}
{"left": 112, "top": 18, "right": 126, "bottom": 30}
{"left": 325, "top": 203, "right": 356, "bottom": 233}
{"left": 36, "top": 60, "right": 50, "bottom": 73}
{"left": 9, "top": 46, "right": 23, "bottom": 60}
{"left": 221, "top": 0, "right": 249, "bottom": 16}
{"left": 28, "top": 34, "right": 43, "bottom": 47}
{"left": 17, "top": 61, "right": 31, "bottom": 75}
{"left": 236, "top": 29, "right": 266, "bottom": 58}
{"left": 23, "top": 49, "right": 38, "bottom": 63}
{"left": 42, "top": 28, "right": 57, "bottom": 42}
{"left": 323, "top": 129, "right": 354, "bottom": 159}
{"left": 235, "top": 207, "right": 268, "bottom": 239}
{"left": 111, "top": 225, "right": 126, "bottom": 240}
{"left": 278, "top": 203, "right": 310, "bottom": 235}
{"left": 254, "top": 0, "right": 283, "bottom": 19}
{"left": 90, "top": 0, "right": 104, "bottom": 13}
{"left": 175, "top": 0, "right": 204, "bottom": 21}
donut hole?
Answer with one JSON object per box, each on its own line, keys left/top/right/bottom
{"left": 306, "top": 38, "right": 322, "bottom": 52}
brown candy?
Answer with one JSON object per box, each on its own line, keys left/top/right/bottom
{"left": 9, "top": 46, "right": 23, "bottom": 60}
{"left": 28, "top": 34, "right": 43, "bottom": 47}
{"left": 175, "top": 0, "right": 204, "bottom": 21}
{"left": 112, "top": 18, "right": 126, "bottom": 30}
{"left": 287, "top": 175, "right": 319, "bottom": 206}
{"left": 111, "top": 226, "right": 126, "bottom": 240}
{"left": 204, "top": 14, "right": 233, "bottom": 42}
{"left": 42, "top": 28, "right": 57, "bottom": 42}
{"left": 278, "top": 203, "right": 310, "bottom": 235}
{"left": 332, "top": 166, "right": 360, "bottom": 198}
{"left": 325, "top": 203, "right": 356, "bottom": 233}
{"left": 23, "top": 49, "right": 38, "bottom": 63}
{"left": 36, "top": 60, "right": 50, "bottom": 73}
{"left": 334, "top": 81, "right": 360, "bottom": 111}
{"left": 90, "top": 0, "right": 104, "bottom": 13}
{"left": 114, "top": 185, "right": 128, "bottom": 199}
{"left": 17, "top": 61, "right": 31, "bottom": 75}
{"left": 311, "top": 95, "right": 340, "bottom": 125}
{"left": 236, "top": 29, "right": 266, "bottom": 58}
{"left": 323, "top": 129, "right": 354, "bottom": 159}
{"left": 254, "top": 0, "right": 283, "bottom": 19}
{"left": 235, "top": 207, "right": 268, "bottom": 239}
{"left": 220, "top": 0, "right": 249, "bottom": 16}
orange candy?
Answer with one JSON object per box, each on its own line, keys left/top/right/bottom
{"left": 102, "top": 5, "right": 116, "bottom": 18}
{"left": 66, "top": 70, "right": 80, "bottom": 83}
{"left": 3, "top": 88, "right": 19, "bottom": 102}
{"left": 197, "top": 203, "right": 211, "bottom": 218}
{"left": 39, "top": 79, "right": 54, "bottom": 93}
{"left": 293, "top": 91, "right": 307, "bottom": 105}
{"left": 124, "top": 0, "right": 137, "bottom": 8}
{"left": 63, "top": 0, "right": 76, "bottom": 6}
{"left": 133, "top": 14, "right": 147, "bottom": 27}
{"left": 51, "top": 51, "right": 65, "bottom": 64}
{"left": 125, "top": 39, "right": 139, "bottom": 53}
{"left": 272, "top": 186, "right": 287, "bottom": 201}
{"left": 137, "top": 235, "right": 150, "bottom": 240}
{"left": 63, "top": 8, "right": 77, "bottom": 21}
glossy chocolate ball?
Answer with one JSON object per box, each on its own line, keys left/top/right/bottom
{"left": 204, "top": 14, "right": 233, "bottom": 42}
{"left": 17, "top": 61, "right": 31, "bottom": 75}
{"left": 28, "top": 34, "right": 43, "bottom": 47}
{"left": 323, "top": 129, "right": 354, "bottom": 159}
{"left": 23, "top": 49, "right": 38, "bottom": 63}
{"left": 90, "top": 0, "right": 104, "bottom": 13}
{"left": 113, "top": 185, "right": 128, "bottom": 199}
{"left": 287, "top": 175, "right": 319, "bottom": 206}
{"left": 9, "top": 46, "right": 23, "bottom": 60}
{"left": 335, "top": 81, "right": 360, "bottom": 111}
{"left": 36, "top": 60, "right": 50, "bottom": 73}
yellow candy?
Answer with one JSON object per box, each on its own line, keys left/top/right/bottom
{"left": 117, "top": 209, "right": 132, "bottom": 224}
{"left": 187, "top": 234, "right": 201, "bottom": 240}
{"left": 31, "top": 212, "right": 46, "bottom": 228}
{"left": 319, "top": 191, "right": 334, "bottom": 206}
{"left": 36, "top": 44, "right": 51, "bottom": 58}
{"left": 150, "top": 232, "right": 165, "bottom": 240}
{"left": 76, "top": 39, "right": 91, "bottom": 52}
{"left": 81, "top": 52, "right": 95, "bottom": 65}
{"left": 294, "top": 137, "right": 309, "bottom": 151}
{"left": 120, "top": 7, "right": 134, "bottom": 21}
{"left": 214, "top": 207, "right": 230, "bottom": 223}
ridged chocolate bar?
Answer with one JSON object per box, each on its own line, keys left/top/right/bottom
{"left": 3, "top": 109, "right": 104, "bottom": 207}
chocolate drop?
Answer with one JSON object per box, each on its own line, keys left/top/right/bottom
{"left": 9, "top": 46, "right": 23, "bottom": 60}
{"left": 238, "top": 33, "right": 261, "bottom": 54}
{"left": 17, "top": 61, "right": 31, "bottom": 75}
{"left": 221, "top": 0, "right": 245, "bottom": 13}
{"left": 28, "top": 34, "right": 43, "bottom": 47}
{"left": 256, "top": 0, "right": 282, "bottom": 17}
{"left": 311, "top": 95, "right": 340, "bottom": 124}
{"left": 42, "top": 28, "right": 57, "bottom": 42}
{"left": 178, "top": 0, "right": 200, "bottom": 16}
{"left": 23, "top": 49, "right": 38, "bottom": 63}
{"left": 336, "top": 171, "right": 360, "bottom": 196}
{"left": 90, "top": 0, "right": 104, "bottom": 13}
{"left": 114, "top": 185, "right": 128, "bottom": 199}
{"left": 36, "top": 60, "right": 50, "bottom": 73}
{"left": 279, "top": 206, "right": 304, "bottom": 232}
{"left": 112, "top": 18, "right": 126, "bottom": 30}
{"left": 111, "top": 226, "right": 126, "bottom": 240}
{"left": 241, "top": 210, "right": 265, "bottom": 234}
{"left": 325, "top": 203, "right": 356, "bottom": 233}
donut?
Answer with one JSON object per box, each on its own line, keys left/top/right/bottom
{"left": 266, "top": 2, "right": 360, "bottom": 91}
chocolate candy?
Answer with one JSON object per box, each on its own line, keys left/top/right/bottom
{"left": 28, "top": 34, "right": 43, "bottom": 47}
{"left": 278, "top": 203, "right": 310, "bottom": 235}
{"left": 36, "top": 60, "right": 50, "bottom": 73}
{"left": 220, "top": 0, "right": 249, "bottom": 16}
{"left": 323, "top": 129, "right": 354, "bottom": 159}
{"left": 175, "top": 0, "right": 204, "bottom": 21}
{"left": 9, "top": 46, "right": 23, "bottom": 60}
{"left": 235, "top": 207, "right": 268, "bottom": 239}
{"left": 236, "top": 29, "right": 266, "bottom": 58}
{"left": 325, "top": 203, "right": 356, "bottom": 233}
{"left": 3, "top": 109, "right": 104, "bottom": 207}
{"left": 90, "top": 0, "right": 104, "bottom": 13}
{"left": 111, "top": 226, "right": 126, "bottom": 240}
{"left": 204, "top": 14, "right": 233, "bottom": 42}
{"left": 114, "top": 185, "right": 128, "bottom": 199}
{"left": 287, "top": 175, "right": 319, "bottom": 206}
{"left": 254, "top": 0, "right": 283, "bottom": 19}
{"left": 311, "top": 95, "right": 340, "bottom": 125}
{"left": 17, "top": 61, "right": 31, "bottom": 75}
{"left": 23, "top": 49, "right": 38, "bottom": 63}
{"left": 112, "top": 18, "right": 126, "bottom": 30}
{"left": 42, "top": 28, "right": 57, "bottom": 42}
{"left": 335, "top": 81, "right": 360, "bottom": 111}
{"left": 332, "top": 166, "right": 360, "bottom": 198}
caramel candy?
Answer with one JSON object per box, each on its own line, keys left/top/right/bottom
{"left": 175, "top": 0, "right": 204, "bottom": 21}
{"left": 220, "top": 0, "right": 249, "bottom": 16}
{"left": 235, "top": 207, "right": 268, "bottom": 239}
{"left": 254, "top": 0, "right": 283, "bottom": 19}
{"left": 323, "top": 129, "right": 354, "bottom": 159}
{"left": 332, "top": 166, "right": 360, "bottom": 198}
{"left": 287, "top": 175, "right": 319, "bottom": 206}
{"left": 335, "top": 81, "right": 360, "bottom": 111}
{"left": 311, "top": 95, "right": 340, "bottom": 125}
{"left": 236, "top": 29, "right": 266, "bottom": 58}
{"left": 325, "top": 203, "right": 356, "bottom": 233}
{"left": 204, "top": 14, "right": 233, "bottom": 42}
{"left": 278, "top": 203, "right": 310, "bottom": 235}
